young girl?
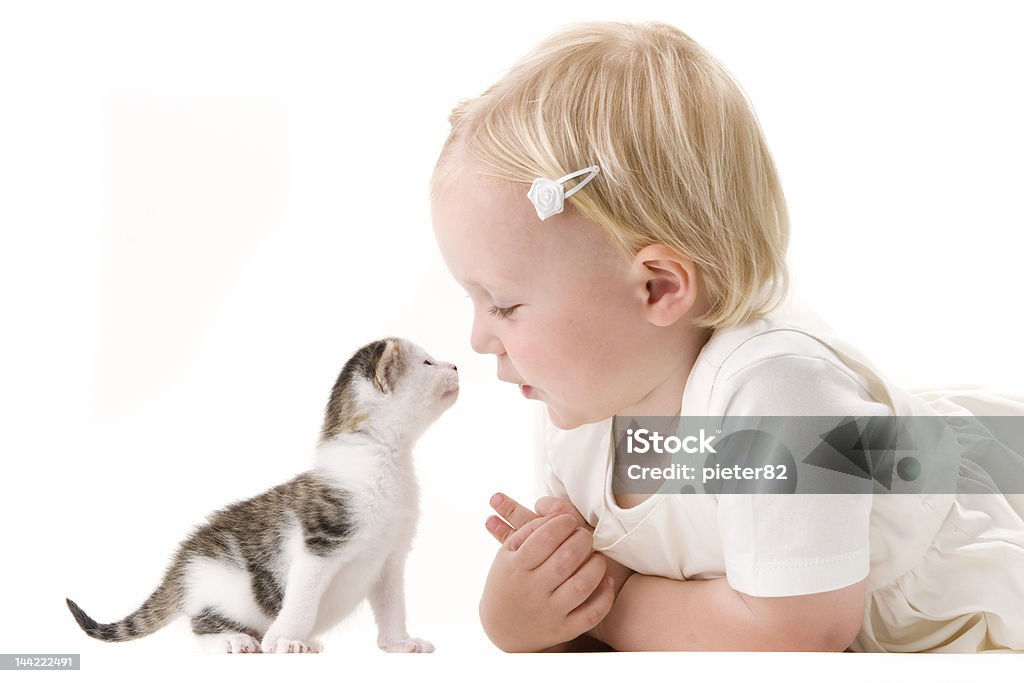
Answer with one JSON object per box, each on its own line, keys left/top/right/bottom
{"left": 429, "top": 21, "right": 1024, "bottom": 652}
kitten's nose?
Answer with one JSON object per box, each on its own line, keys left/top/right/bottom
{"left": 451, "top": 363, "right": 458, "bottom": 372}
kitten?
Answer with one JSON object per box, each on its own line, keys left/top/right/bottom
{"left": 67, "top": 337, "right": 458, "bottom": 653}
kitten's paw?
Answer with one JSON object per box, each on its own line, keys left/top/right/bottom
{"left": 261, "top": 635, "right": 319, "bottom": 654}
{"left": 195, "top": 632, "right": 262, "bottom": 654}
{"left": 378, "top": 636, "right": 434, "bottom": 653}
{"left": 228, "top": 634, "right": 262, "bottom": 654}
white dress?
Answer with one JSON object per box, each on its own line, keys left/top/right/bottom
{"left": 533, "top": 294, "right": 1024, "bottom": 652}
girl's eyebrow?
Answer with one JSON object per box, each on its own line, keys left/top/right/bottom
{"left": 457, "top": 275, "right": 518, "bottom": 292}
{"left": 461, "top": 281, "right": 494, "bottom": 296}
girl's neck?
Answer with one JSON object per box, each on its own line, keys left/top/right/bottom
{"left": 618, "top": 326, "right": 712, "bottom": 417}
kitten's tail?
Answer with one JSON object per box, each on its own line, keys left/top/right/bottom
{"left": 66, "top": 557, "right": 186, "bottom": 643}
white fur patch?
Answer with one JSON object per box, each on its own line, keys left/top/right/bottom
{"left": 182, "top": 556, "right": 273, "bottom": 633}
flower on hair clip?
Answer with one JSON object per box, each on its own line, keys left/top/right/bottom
{"left": 526, "top": 178, "right": 564, "bottom": 220}
{"left": 526, "top": 165, "right": 600, "bottom": 221}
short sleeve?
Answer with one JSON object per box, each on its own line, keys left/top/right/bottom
{"left": 715, "top": 352, "right": 886, "bottom": 597}
{"left": 532, "top": 403, "right": 569, "bottom": 500}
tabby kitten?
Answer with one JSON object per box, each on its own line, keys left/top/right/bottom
{"left": 67, "top": 337, "right": 458, "bottom": 653}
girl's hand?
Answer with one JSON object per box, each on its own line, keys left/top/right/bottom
{"left": 478, "top": 494, "right": 615, "bottom": 652}
{"left": 486, "top": 493, "right": 591, "bottom": 540}
{"left": 487, "top": 495, "right": 633, "bottom": 595}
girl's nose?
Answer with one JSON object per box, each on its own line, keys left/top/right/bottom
{"left": 470, "top": 314, "right": 504, "bottom": 356}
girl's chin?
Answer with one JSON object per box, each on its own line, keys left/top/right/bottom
{"left": 543, "top": 403, "right": 585, "bottom": 431}
{"left": 543, "top": 400, "right": 615, "bottom": 431}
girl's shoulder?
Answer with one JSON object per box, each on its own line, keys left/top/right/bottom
{"left": 692, "top": 297, "right": 889, "bottom": 415}
{"left": 712, "top": 331, "right": 882, "bottom": 416}
{"left": 696, "top": 292, "right": 843, "bottom": 368}
{"left": 717, "top": 328, "right": 858, "bottom": 386}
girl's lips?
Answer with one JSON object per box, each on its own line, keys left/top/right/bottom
{"left": 521, "top": 385, "right": 532, "bottom": 398}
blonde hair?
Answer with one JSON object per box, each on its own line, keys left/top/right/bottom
{"left": 431, "top": 21, "right": 790, "bottom": 329}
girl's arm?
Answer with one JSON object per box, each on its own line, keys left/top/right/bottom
{"left": 486, "top": 492, "right": 866, "bottom": 651}
{"left": 589, "top": 573, "right": 867, "bottom": 651}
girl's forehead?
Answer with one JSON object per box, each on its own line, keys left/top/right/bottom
{"left": 446, "top": 225, "right": 539, "bottom": 293}
{"left": 432, "top": 170, "right": 548, "bottom": 283}
{"left": 432, "top": 163, "right": 625, "bottom": 291}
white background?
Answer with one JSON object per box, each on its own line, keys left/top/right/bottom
{"left": 1, "top": 0, "right": 1022, "bottom": 680}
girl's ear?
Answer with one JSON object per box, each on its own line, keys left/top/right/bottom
{"left": 373, "top": 339, "right": 403, "bottom": 394}
{"left": 633, "top": 244, "right": 699, "bottom": 327}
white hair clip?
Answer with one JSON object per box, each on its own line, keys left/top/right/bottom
{"left": 526, "top": 165, "right": 600, "bottom": 220}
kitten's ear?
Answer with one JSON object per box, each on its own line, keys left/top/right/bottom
{"left": 372, "top": 339, "right": 402, "bottom": 394}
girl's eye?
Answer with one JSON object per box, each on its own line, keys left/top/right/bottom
{"left": 488, "top": 305, "right": 520, "bottom": 320}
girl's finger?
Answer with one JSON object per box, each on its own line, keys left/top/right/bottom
{"left": 505, "top": 514, "right": 550, "bottom": 552}
{"left": 565, "top": 575, "right": 616, "bottom": 637}
{"left": 552, "top": 552, "right": 608, "bottom": 613}
{"left": 515, "top": 514, "right": 579, "bottom": 569}
{"left": 534, "top": 496, "right": 569, "bottom": 517}
{"left": 535, "top": 526, "right": 594, "bottom": 590}
{"left": 485, "top": 515, "right": 514, "bottom": 544}
{"left": 490, "top": 492, "right": 539, "bottom": 530}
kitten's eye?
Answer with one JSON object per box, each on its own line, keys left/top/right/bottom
{"left": 488, "top": 305, "right": 520, "bottom": 320}
{"left": 423, "top": 360, "right": 434, "bottom": 366}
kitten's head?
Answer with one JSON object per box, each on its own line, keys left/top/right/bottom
{"left": 319, "top": 337, "right": 459, "bottom": 444}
